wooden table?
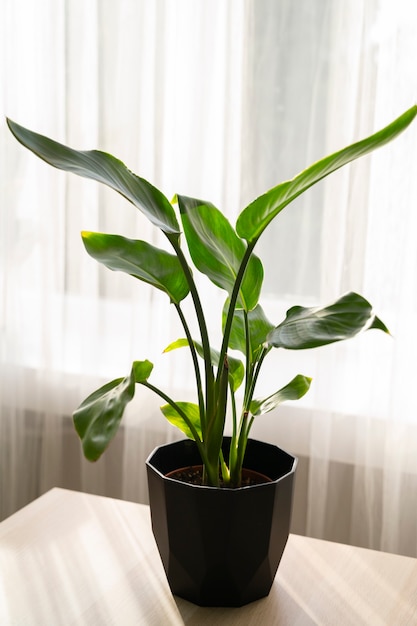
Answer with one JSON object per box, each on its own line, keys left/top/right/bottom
{"left": 0, "top": 488, "right": 416, "bottom": 625}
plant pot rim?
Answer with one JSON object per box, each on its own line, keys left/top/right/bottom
{"left": 146, "top": 436, "right": 298, "bottom": 491}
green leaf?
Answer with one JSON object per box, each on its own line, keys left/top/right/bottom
{"left": 132, "top": 359, "right": 154, "bottom": 382}
{"left": 222, "top": 300, "right": 274, "bottom": 361}
{"left": 177, "top": 195, "right": 263, "bottom": 311}
{"left": 250, "top": 374, "right": 312, "bottom": 416}
{"left": 6, "top": 118, "right": 180, "bottom": 237}
{"left": 160, "top": 402, "right": 202, "bottom": 441}
{"left": 163, "top": 338, "right": 190, "bottom": 353}
{"left": 267, "top": 292, "right": 389, "bottom": 350}
{"left": 81, "top": 231, "right": 189, "bottom": 304}
{"left": 72, "top": 361, "right": 147, "bottom": 462}
{"left": 164, "top": 337, "right": 244, "bottom": 392}
{"left": 236, "top": 106, "right": 417, "bottom": 243}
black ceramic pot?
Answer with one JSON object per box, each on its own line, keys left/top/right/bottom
{"left": 146, "top": 437, "right": 297, "bottom": 607}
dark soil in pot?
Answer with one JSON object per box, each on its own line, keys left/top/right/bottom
{"left": 166, "top": 465, "right": 272, "bottom": 487}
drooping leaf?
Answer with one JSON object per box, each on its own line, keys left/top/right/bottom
{"left": 81, "top": 231, "right": 189, "bottom": 304}
{"left": 236, "top": 106, "right": 417, "bottom": 243}
{"left": 160, "top": 402, "right": 202, "bottom": 441}
{"left": 222, "top": 299, "right": 274, "bottom": 361}
{"left": 73, "top": 360, "right": 152, "bottom": 462}
{"left": 164, "top": 337, "right": 244, "bottom": 392}
{"left": 6, "top": 118, "right": 180, "bottom": 237}
{"left": 267, "top": 292, "right": 389, "bottom": 350}
{"left": 177, "top": 195, "right": 263, "bottom": 311}
{"left": 250, "top": 374, "right": 312, "bottom": 416}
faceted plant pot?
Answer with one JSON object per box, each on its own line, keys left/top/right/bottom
{"left": 146, "top": 437, "right": 297, "bottom": 607}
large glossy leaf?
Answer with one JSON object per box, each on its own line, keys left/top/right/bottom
{"left": 73, "top": 360, "right": 153, "bottom": 461}
{"left": 6, "top": 118, "right": 180, "bottom": 237}
{"left": 160, "top": 402, "right": 202, "bottom": 441}
{"left": 222, "top": 300, "right": 274, "bottom": 361}
{"left": 164, "top": 337, "right": 244, "bottom": 392}
{"left": 177, "top": 195, "right": 263, "bottom": 311}
{"left": 81, "top": 231, "right": 189, "bottom": 304}
{"left": 267, "top": 292, "right": 389, "bottom": 350}
{"left": 250, "top": 374, "right": 312, "bottom": 416}
{"left": 236, "top": 106, "right": 417, "bottom": 243}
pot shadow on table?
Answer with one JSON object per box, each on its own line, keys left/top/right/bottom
{"left": 172, "top": 582, "right": 317, "bottom": 626}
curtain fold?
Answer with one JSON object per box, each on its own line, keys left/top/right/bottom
{"left": 1, "top": 0, "right": 417, "bottom": 557}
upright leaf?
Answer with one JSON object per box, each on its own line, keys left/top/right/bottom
{"left": 236, "top": 106, "right": 417, "bottom": 243}
{"left": 178, "top": 195, "right": 263, "bottom": 311}
{"left": 267, "top": 292, "right": 389, "bottom": 350}
{"left": 6, "top": 119, "right": 180, "bottom": 237}
{"left": 82, "top": 231, "right": 189, "bottom": 303}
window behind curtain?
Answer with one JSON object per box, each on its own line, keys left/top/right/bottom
{"left": 241, "top": 0, "right": 333, "bottom": 299}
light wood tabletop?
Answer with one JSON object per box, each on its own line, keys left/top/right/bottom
{"left": 0, "top": 488, "right": 416, "bottom": 625}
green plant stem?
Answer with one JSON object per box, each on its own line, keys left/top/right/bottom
{"left": 233, "top": 411, "right": 250, "bottom": 482}
{"left": 219, "top": 449, "right": 230, "bottom": 484}
{"left": 245, "top": 347, "right": 268, "bottom": 412}
{"left": 229, "top": 311, "right": 253, "bottom": 484}
{"left": 204, "top": 355, "right": 229, "bottom": 486}
{"left": 171, "top": 242, "right": 215, "bottom": 422}
{"left": 174, "top": 303, "right": 206, "bottom": 431}
{"left": 231, "top": 348, "right": 269, "bottom": 484}
{"left": 216, "top": 243, "right": 256, "bottom": 485}
{"left": 243, "top": 310, "right": 252, "bottom": 404}
{"left": 217, "top": 243, "right": 256, "bottom": 386}
{"left": 228, "top": 410, "right": 248, "bottom": 487}
{"left": 228, "top": 383, "right": 238, "bottom": 478}
{"left": 230, "top": 383, "right": 237, "bottom": 440}
{"left": 140, "top": 380, "right": 207, "bottom": 465}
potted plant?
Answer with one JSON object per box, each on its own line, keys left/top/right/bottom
{"left": 7, "top": 105, "right": 417, "bottom": 606}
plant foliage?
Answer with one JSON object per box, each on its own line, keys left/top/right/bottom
{"left": 7, "top": 105, "right": 417, "bottom": 486}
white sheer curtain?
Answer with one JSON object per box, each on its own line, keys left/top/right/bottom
{"left": 244, "top": 0, "right": 417, "bottom": 557}
{"left": 1, "top": 0, "right": 247, "bottom": 517}
{"left": 1, "top": 0, "right": 417, "bottom": 557}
